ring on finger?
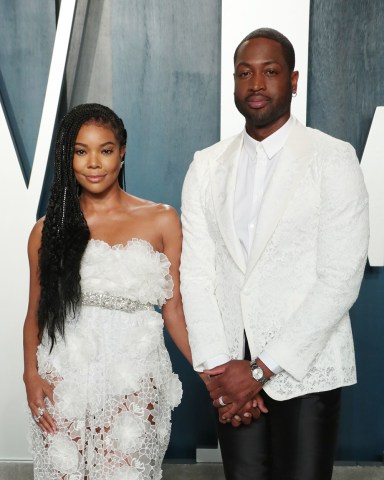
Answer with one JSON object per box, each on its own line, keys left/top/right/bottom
{"left": 33, "top": 415, "right": 41, "bottom": 423}
{"left": 37, "top": 407, "right": 45, "bottom": 416}
{"left": 218, "top": 396, "right": 226, "bottom": 407}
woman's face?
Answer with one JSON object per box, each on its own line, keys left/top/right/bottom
{"left": 72, "top": 122, "right": 126, "bottom": 195}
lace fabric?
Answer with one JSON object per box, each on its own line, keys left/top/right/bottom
{"left": 31, "top": 239, "right": 182, "bottom": 479}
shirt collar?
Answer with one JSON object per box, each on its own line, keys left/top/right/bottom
{"left": 243, "top": 116, "right": 295, "bottom": 160}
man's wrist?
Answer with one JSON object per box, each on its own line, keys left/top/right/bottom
{"left": 258, "top": 351, "right": 283, "bottom": 374}
{"left": 250, "top": 358, "right": 273, "bottom": 385}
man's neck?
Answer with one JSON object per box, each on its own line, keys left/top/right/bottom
{"left": 245, "top": 113, "right": 291, "bottom": 142}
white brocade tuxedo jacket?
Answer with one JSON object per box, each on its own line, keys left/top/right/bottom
{"left": 180, "top": 120, "right": 369, "bottom": 401}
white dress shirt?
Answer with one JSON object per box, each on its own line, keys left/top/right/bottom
{"left": 203, "top": 117, "right": 295, "bottom": 373}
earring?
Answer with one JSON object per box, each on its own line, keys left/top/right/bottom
{"left": 120, "top": 160, "right": 125, "bottom": 167}
{"left": 292, "top": 91, "right": 297, "bottom": 97}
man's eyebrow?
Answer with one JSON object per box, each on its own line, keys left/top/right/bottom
{"left": 236, "top": 60, "right": 279, "bottom": 68}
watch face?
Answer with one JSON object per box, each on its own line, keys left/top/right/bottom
{"left": 252, "top": 366, "right": 264, "bottom": 381}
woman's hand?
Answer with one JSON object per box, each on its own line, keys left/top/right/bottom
{"left": 217, "top": 393, "right": 269, "bottom": 427}
{"left": 24, "top": 371, "right": 56, "bottom": 434}
{"left": 24, "top": 223, "right": 57, "bottom": 434}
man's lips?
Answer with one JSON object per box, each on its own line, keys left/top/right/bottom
{"left": 246, "top": 95, "right": 269, "bottom": 108}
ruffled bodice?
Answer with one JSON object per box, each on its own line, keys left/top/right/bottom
{"left": 81, "top": 238, "right": 174, "bottom": 306}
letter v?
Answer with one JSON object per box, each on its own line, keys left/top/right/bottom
{"left": 0, "top": 0, "right": 77, "bottom": 461}
{"left": 361, "top": 106, "right": 384, "bottom": 267}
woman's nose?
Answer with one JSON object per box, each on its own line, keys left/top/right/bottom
{"left": 88, "top": 153, "right": 101, "bottom": 168}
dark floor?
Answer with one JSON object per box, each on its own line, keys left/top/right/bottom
{"left": 0, "top": 462, "right": 383, "bottom": 479}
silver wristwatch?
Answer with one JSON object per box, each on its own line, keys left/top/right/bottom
{"left": 250, "top": 360, "right": 269, "bottom": 385}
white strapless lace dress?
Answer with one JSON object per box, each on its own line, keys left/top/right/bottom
{"left": 31, "top": 239, "right": 182, "bottom": 480}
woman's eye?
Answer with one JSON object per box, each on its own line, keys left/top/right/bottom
{"left": 102, "top": 149, "right": 113, "bottom": 155}
{"left": 75, "top": 149, "right": 86, "bottom": 155}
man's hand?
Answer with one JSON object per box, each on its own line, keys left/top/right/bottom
{"left": 205, "top": 359, "right": 263, "bottom": 419}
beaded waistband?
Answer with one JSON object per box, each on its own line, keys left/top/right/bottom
{"left": 81, "top": 292, "right": 155, "bottom": 313}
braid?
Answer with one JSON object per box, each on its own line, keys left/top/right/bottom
{"left": 38, "top": 103, "right": 127, "bottom": 350}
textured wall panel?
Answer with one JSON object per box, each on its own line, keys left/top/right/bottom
{"left": 66, "top": 0, "right": 113, "bottom": 107}
{"left": 0, "top": 0, "right": 56, "bottom": 181}
{"left": 67, "top": 0, "right": 222, "bottom": 458}
{"left": 307, "top": 0, "right": 384, "bottom": 159}
{"left": 111, "top": 0, "right": 221, "bottom": 209}
{"left": 308, "top": 0, "right": 384, "bottom": 461}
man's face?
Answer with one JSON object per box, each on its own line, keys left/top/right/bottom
{"left": 234, "top": 37, "right": 298, "bottom": 137}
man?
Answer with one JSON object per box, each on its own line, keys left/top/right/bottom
{"left": 180, "top": 28, "right": 369, "bottom": 480}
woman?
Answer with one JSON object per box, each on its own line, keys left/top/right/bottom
{"left": 23, "top": 103, "right": 192, "bottom": 479}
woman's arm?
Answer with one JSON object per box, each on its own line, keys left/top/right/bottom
{"left": 159, "top": 207, "right": 192, "bottom": 365}
{"left": 23, "top": 220, "right": 56, "bottom": 434}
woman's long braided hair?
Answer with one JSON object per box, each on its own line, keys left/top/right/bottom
{"left": 38, "top": 103, "right": 127, "bottom": 350}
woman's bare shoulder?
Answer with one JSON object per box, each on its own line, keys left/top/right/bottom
{"left": 124, "top": 193, "right": 179, "bottom": 222}
{"left": 145, "top": 202, "right": 180, "bottom": 227}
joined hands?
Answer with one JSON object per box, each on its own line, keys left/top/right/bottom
{"left": 201, "top": 359, "right": 269, "bottom": 427}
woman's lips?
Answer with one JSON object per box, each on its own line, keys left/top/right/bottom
{"left": 85, "top": 175, "right": 106, "bottom": 183}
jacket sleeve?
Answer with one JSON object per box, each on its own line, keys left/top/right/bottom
{"left": 180, "top": 154, "right": 230, "bottom": 371}
{"left": 264, "top": 142, "right": 369, "bottom": 381}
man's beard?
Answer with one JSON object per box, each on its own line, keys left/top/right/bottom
{"left": 234, "top": 92, "right": 292, "bottom": 129}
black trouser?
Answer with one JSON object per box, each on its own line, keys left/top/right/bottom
{"left": 217, "top": 387, "right": 341, "bottom": 480}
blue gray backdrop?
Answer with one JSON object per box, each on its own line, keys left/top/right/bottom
{"left": 307, "top": 0, "right": 384, "bottom": 461}
{"left": 1, "top": 0, "right": 383, "bottom": 461}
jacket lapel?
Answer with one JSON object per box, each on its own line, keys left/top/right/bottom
{"left": 246, "top": 122, "right": 314, "bottom": 276}
{"left": 210, "top": 133, "right": 247, "bottom": 274}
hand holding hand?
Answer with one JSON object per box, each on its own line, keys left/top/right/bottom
{"left": 205, "top": 359, "right": 263, "bottom": 419}
{"left": 218, "top": 393, "right": 269, "bottom": 426}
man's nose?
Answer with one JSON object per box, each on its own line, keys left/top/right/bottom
{"left": 250, "top": 72, "right": 265, "bottom": 91}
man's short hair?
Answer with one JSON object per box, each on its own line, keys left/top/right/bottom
{"left": 234, "top": 28, "right": 295, "bottom": 72}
